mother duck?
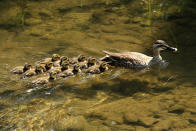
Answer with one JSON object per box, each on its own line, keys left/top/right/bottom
{"left": 101, "top": 40, "right": 177, "bottom": 69}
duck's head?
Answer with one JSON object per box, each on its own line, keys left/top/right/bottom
{"left": 52, "top": 54, "right": 60, "bottom": 61}
{"left": 49, "top": 71, "right": 57, "bottom": 79}
{"left": 60, "top": 56, "right": 69, "bottom": 65}
{"left": 153, "top": 40, "right": 178, "bottom": 54}
{"left": 78, "top": 55, "right": 86, "bottom": 62}
{"left": 23, "top": 63, "right": 32, "bottom": 71}
{"left": 61, "top": 61, "right": 69, "bottom": 70}
{"left": 45, "top": 62, "right": 53, "bottom": 70}
{"left": 35, "top": 65, "right": 45, "bottom": 73}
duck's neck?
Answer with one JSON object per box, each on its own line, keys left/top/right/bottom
{"left": 153, "top": 49, "right": 162, "bottom": 61}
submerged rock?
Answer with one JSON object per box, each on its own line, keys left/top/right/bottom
{"left": 55, "top": 116, "right": 95, "bottom": 131}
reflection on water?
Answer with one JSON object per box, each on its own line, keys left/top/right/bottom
{"left": 0, "top": 0, "right": 196, "bottom": 130}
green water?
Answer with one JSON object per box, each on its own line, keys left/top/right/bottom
{"left": 0, "top": 0, "right": 196, "bottom": 130}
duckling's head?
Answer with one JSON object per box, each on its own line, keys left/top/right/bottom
{"left": 45, "top": 62, "right": 53, "bottom": 70}
{"left": 88, "top": 57, "right": 97, "bottom": 67}
{"left": 99, "top": 62, "right": 108, "bottom": 71}
{"left": 60, "top": 56, "right": 69, "bottom": 65}
{"left": 52, "top": 54, "right": 60, "bottom": 61}
{"left": 73, "top": 64, "right": 80, "bottom": 71}
{"left": 49, "top": 71, "right": 57, "bottom": 79}
{"left": 35, "top": 65, "right": 45, "bottom": 73}
{"left": 153, "top": 40, "right": 178, "bottom": 54}
{"left": 24, "top": 63, "right": 32, "bottom": 71}
{"left": 61, "top": 61, "right": 69, "bottom": 70}
{"left": 78, "top": 55, "right": 86, "bottom": 62}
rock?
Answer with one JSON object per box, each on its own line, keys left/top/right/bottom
{"left": 123, "top": 113, "right": 139, "bottom": 123}
{"left": 152, "top": 118, "right": 189, "bottom": 131}
{"left": 0, "top": 6, "right": 22, "bottom": 26}
{"left": 135, "top": 126, "right": 150, "bottom": 131}
{"left": 131, "top": 17, "right": 143, "bottom": 24}
{"left": 139, "top": 117, "right": 157, "bottom": 127}
{"left": 25, "top": 18, "right": 42, "bottom": 25}
{"left": 189, "top": 117, "right": 196, "bottom": 124}
{"left": 152, "top": 120, "right": 172, "bottom": 131}
{"left": 168, "top": 105, "right": 185, "bottom": 114}
{"left": 97, "top": 126, "right": 111, "bottom": 131}
{"left": 167, "top": 5, "right": 182, "bottom": 19}
{"left": 39, "top": 9, "right": 52, "bottom": 18}
{"left": 171, "top": 119, "right": 189, "bottom": 129}
{"left": 55, "top": 116, "right": 95, "bottom": 131}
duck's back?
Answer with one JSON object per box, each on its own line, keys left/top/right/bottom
{"left": 102, "top": 51, "right": 152, "bottom": 69}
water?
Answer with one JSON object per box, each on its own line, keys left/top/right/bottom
{"left": 0, "top": 0, "right": 196, "bottom": 130}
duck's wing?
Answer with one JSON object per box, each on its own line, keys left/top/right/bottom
{"left": 102, "top": 51, "right": 152, "bottom": 68}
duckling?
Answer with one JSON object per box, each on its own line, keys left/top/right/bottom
{"left": 53, "top": 56, "right": 69, "bottom": 67}
{"left": 69, "top": 55, "right": 86, "bottom": 65}
{"left": 49, "top": 61, "right": 70, "bottom": 74}
{"left": 9, "top": 63, "right": 32, "bottom": 74}
{"left": 85, "top": 62, "right": 108, "bottom": 74}
{"left": 36, "top": 54, "right": 60, "bottom": 64}
{"left": 79, "top": 57, "right": 97, "bottom": 69}
{"left": 87, "top": 57, "right": 97, "bottom": 67}
{"left": 58, "top": 64, "right": 81, "bottom": 78}
{"left": 21, "top": 65, "right": 45, "bottom": 78}
{"left": 32, "top": 71, "right": 57, "bottom": 85}
{"left": 40, "top": 62, "right": 53, "bottom": 72}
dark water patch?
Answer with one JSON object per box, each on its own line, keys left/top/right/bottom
{"left": 90, "top": 78, "right": 151, "bottom": 96}
{"left": 153, "top": 86, "right": 174, "bottom": 93}
{"left": 0, "top": 90, "right": 15, "bottom": 99}
{"left": 168, "top": 108, "right": 185, "bottom": 115}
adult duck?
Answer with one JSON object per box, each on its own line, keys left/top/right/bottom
{"left": 101, "top": 40, "right": 177, "bottom": 69}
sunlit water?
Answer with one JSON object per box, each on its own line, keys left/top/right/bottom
{"left": 0, "top": 0, "right": 196, "bottom": 130}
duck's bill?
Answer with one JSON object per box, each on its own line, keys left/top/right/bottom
{"left": 167, "top": 46, "right": 178, "bottom": 53}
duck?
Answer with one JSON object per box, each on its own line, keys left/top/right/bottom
{"left": 101, "top": 40, "right": 178, "bottom": 69}
{"left": 79, "top": 57, "right": 97, "bottom": 69}
{"left": 9, "top": 63, "right": 32, "bottom": 74}
{"left": 36, "top": 54, "right": 60, "bottom": 64}
{"left": 53, "top": 56, "right": 69, "bottom": 67}
{"left": 49, "top": 61, "right": 70, "bottom": 74}
{"left": 85, "top": 62, "right": 108, "bottom": 74}
{"left": 21, "top": 65, "right": 45, "bottom": 78}
{"left": 58, "top": 64, "right": 81, "bottom": 78}
{"left": 32, "top": 71, "right": 57, "bottom": 85}
{"left": 40, "top": 62, "right": 53, "bottom": 72}
{"left": 69, "top": 54, "right": 86, "bottom": 65}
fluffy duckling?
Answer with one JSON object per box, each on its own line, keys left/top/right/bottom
{"left": 9, "top": 63, "right": 32, "bottom": 74}
{"left": 69, "top": 55, "right": 86, "bottom": 65}
{"left": 87, "top": 57, "right": 97, "bottom": 67}
{"left": 79, "top": 57, "right": 97, "bottom": 69}
{"left": 36, "top": 54, "right": 60, "bottom": 64}
{"left": 21, "top": 65, "right": 45, "bottom": 78}
{"left": 58, "top": 64, "right": 81, "bottom": 78}
{"left": 32, "top": 71, "right": 57, "bottom": 85}
{"left": 53, "top": 56, "right": 69, "bottom": 67}
{"left": 85, "top": 62, "right": 108, "bottom": 74}
{"left": 49, "top": 61, "right": 70, "bottom": 74}
{"left": 40, "top": 62, "right": 53, "bottom": 72}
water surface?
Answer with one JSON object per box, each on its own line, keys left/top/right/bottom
{"left": 0, "top": 0, "right": 196, "bottom": 130}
